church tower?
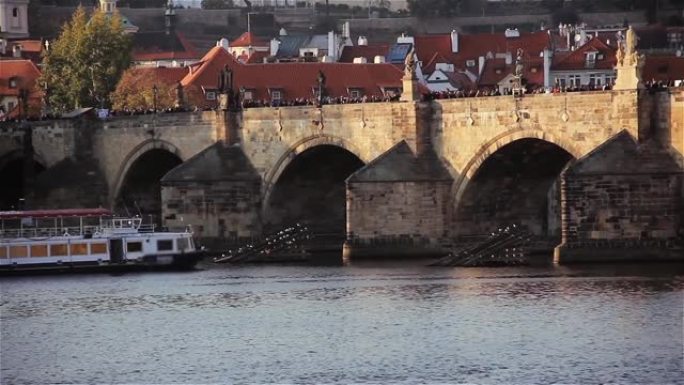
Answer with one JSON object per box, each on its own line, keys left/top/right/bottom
{"left": 0, "top": 0, "right": 29, "bottom": 39}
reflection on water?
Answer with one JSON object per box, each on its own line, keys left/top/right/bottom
{"left": 1, "top": 262, "right": 683, "bottom": 384}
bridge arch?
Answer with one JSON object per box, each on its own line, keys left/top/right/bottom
{"left": 111, "top": 139, "right": 184, "bottom": 221}
{"left": 0, "top": 150, "right": 47, "bottom": 210}
{"left": 262, "top": 134, "right": 368, "bottom": 213}
{"left": 262, "top": 135, "right": 366, "bottom": 233}
{"left": 452, "top": 129, "right": 579, "bottom": 237}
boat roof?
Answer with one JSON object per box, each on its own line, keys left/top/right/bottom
{"left": 0, "top": 208, "right": 113, "bottom": 219}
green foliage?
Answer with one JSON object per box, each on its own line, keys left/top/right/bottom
{"left": 201, "top": 0, "right": 234, "bottom": 9}
{"left": 40, "top": 6, "right": 132, "bottom": 112}
{"left": 407, "top": 0, "right": 463, "bottom": 18}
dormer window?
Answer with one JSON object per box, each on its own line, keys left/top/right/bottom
{"left": 348, "top": 88, "right": 363, "bottom": 98}
{"left": 8, "top": 77, "right": 17, "bottom": 88}
{"left": 466, "top": 60, "right": 476, "bottom": 68}
{"left": 205, "top": 91, "right": 216, "bottom": 100}
{"left": 269, "top": 89, "right": 283, "bottom": 100}
{"left": 597, "top": 53, "right": 604, "bottom": 60}
{"left": 585, "top": 52, "right": 597, "bottom": 68}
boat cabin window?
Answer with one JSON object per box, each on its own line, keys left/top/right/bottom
{"left": 0, "top": 246, "right": 7, "bottom": 259}
{"left": 157, "top": 240, "right": 173, "bottom": 251}
{"left": 31, "top": 244, "right": 48, "bottom": 257}
{"left": 91, "top": 243, "right": 107, "bottom": 254}
{"left": 50, "top": 244, "right": 68, "bottom": 256}
{"left": 127, "top": 241, "right": 142, "bottom": 253}
{"left": 9, "top": 245, "right": 28, "bottom": 258}
{"left": 70, "top": 243, "right": 88, "bottom": 255}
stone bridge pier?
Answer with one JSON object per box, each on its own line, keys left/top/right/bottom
{"left": 0, "top": 88, "right": 682, "bottom": 263}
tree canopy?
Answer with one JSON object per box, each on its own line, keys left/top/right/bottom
{"left": 111, "top": 68, "right": 180, "bottom": 111}
{"left": 40, "top": 6, "right": 132, "bottom": 112}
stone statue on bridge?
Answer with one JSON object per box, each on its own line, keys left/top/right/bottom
{"left": 404, "top": 47, "right": 416, "bottom": 80}
{"left": 614, "top": 26, "right": 645, "bottom": 90}
{"left": 217, "top": 65, "right": 234, "bottom": 110}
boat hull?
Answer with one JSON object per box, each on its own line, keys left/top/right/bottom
{"left": 0, "top": 251, "right": 205, "bottom": 276}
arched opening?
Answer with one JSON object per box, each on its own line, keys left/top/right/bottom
{"left": 0, "top": 157, "right": 45, "bottom": 210}
{"left": 265, "top": 145, "right": 364, "bottom": 235}
{"left": 455, "top": 138, "right": 574, "bottom": 239}
{"left": 115, "top": 149, "right": 182, "bottom": 224}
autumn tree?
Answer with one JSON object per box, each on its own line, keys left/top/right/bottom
{"left": 40, "top": 6, "right": 132, "bottom": 112}
{"left": 111, "top": 68, "right": 181, "bottom": 111}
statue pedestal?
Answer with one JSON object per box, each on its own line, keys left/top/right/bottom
{"left": 400, "top": 77, "right": 419, "bottom": 102}
{"left": 614, "top": 63, "right": 645, "bottom": 91}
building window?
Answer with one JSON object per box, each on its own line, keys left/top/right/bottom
{"left": 9, "top": 78, "right": 17, "bottom": 88}
{"left": 206, "top": 91, "right": 216, "bottom": 100}
{"left": 466, "top": 60, "right": 476, "bottom": 68}
{"left": 569, "top": 75, "right": 581, "bottom": 87}
{"left": 270, "top": 90, "right": 282, "bottom": 100}
{"left": 12, "top": 7, "right": 17, "bottom": 17}
{"left": 349, "top": 89, "right": 362, "bottom": 98}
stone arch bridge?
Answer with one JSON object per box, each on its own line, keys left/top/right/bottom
{"left": 1, "top": 89, "right": 682, "bottom": 262}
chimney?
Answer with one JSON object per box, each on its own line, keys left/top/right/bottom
{"left": 270, "top": 38, "right": 280, "bottom": 56}
{"left": 218, "top": 38, "right": 230, "bottom": 51}
{"left": 327, "top": 31, "right": 338, "bottom": 61}
{"left": 450, "top": 30, "right": 459, "bottom": 53}
{"left": 357, "top": 36, "right": 368, "bottom": 46}
{"left": 165, "top": 0, "right": 176, "bottom": 35}
{"left": 478, "top": 56, "right": 486, "bottom": 76}
{"left": 374, "top": 55, "right": 385, "bottom": 63}
{"left": 543, "top": 48, "right": 552, "bottom": 89}
{"left": 12, "top": 44, "right": 21, "bottom": 58}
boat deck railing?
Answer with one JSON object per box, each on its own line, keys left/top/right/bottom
{"left": 0, "top": 225, "right": 102, "bottom": 240}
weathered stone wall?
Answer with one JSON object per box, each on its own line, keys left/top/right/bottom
{"left": 92, "top": 111, "right": 218, "bottom": 204}
{"left": 345, "top": 180, "right": 452, "bottom": 258}
{"left": 162, "top": 180, "right": 262, "bottom": 247}
{"left": 555, "top": 133, "right": 684, "bottom": 263}
{"left": 239, "top": 102, "right": 422, "bottom": 206}
{"left": 431, "top": 90, "right": 642, "bottom": 229}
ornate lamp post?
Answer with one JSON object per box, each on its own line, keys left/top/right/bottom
{"left": 152, "top": 84, "right": 158, "bottom": 113}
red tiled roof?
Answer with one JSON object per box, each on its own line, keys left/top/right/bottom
{"left": 478, "top": 57, "right": 544, "bottom": 88}
{"left": 642, "top": 56, "right": 684, "bottom": 82}
{"left": 245, "top": 50, "right": 270, "bottom": 64}
{"left": 231, "top": 32, "right": 268, "bottom": 48}
{"left": 0, "top": 40, "right": 43, "bottom": 64}
{"left": 181, "top": 46, "right": 405, "bottom": 106}
{"left": 414, "top": 31, "right": 552, "bottom": 73}
{"left": 338, "top": 44, "right": 390, "bottom": 63}
{"left": 0, "top": 59, "right": 41, "bottom": 96}
{"left": 0, "top": 59, "right": 42, "bottom": 118}
{"left": 552, "top": 37, "right": 616, "bottom": 71}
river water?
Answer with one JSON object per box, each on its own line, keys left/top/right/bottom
{"left": 1, "top": 261, "right": 683, "bottom": 384}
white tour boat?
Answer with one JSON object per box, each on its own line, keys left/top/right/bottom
{"left": 0, "top": 208, "right": 204, "bottom": 273}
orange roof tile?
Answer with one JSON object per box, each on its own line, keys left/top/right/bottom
{"left": 642, "top": 56, "right": 684, "bottom": 82}
{"left": 231, "top": 32, "right": 268, "bottom": 48}
{"left": 552, "top": 37, "right": 616, "bottom": 71}
{"left": 0, "top": 59, "right": 43, "bottom": 118}
{"left": 478, "top": 57, "right": 544, "bottom": 88}
{"left": 414, "top": 31, "right": 552, "bottom": 73}
{"left": 181, "top": 46, "right": 405, "bottom": 106}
